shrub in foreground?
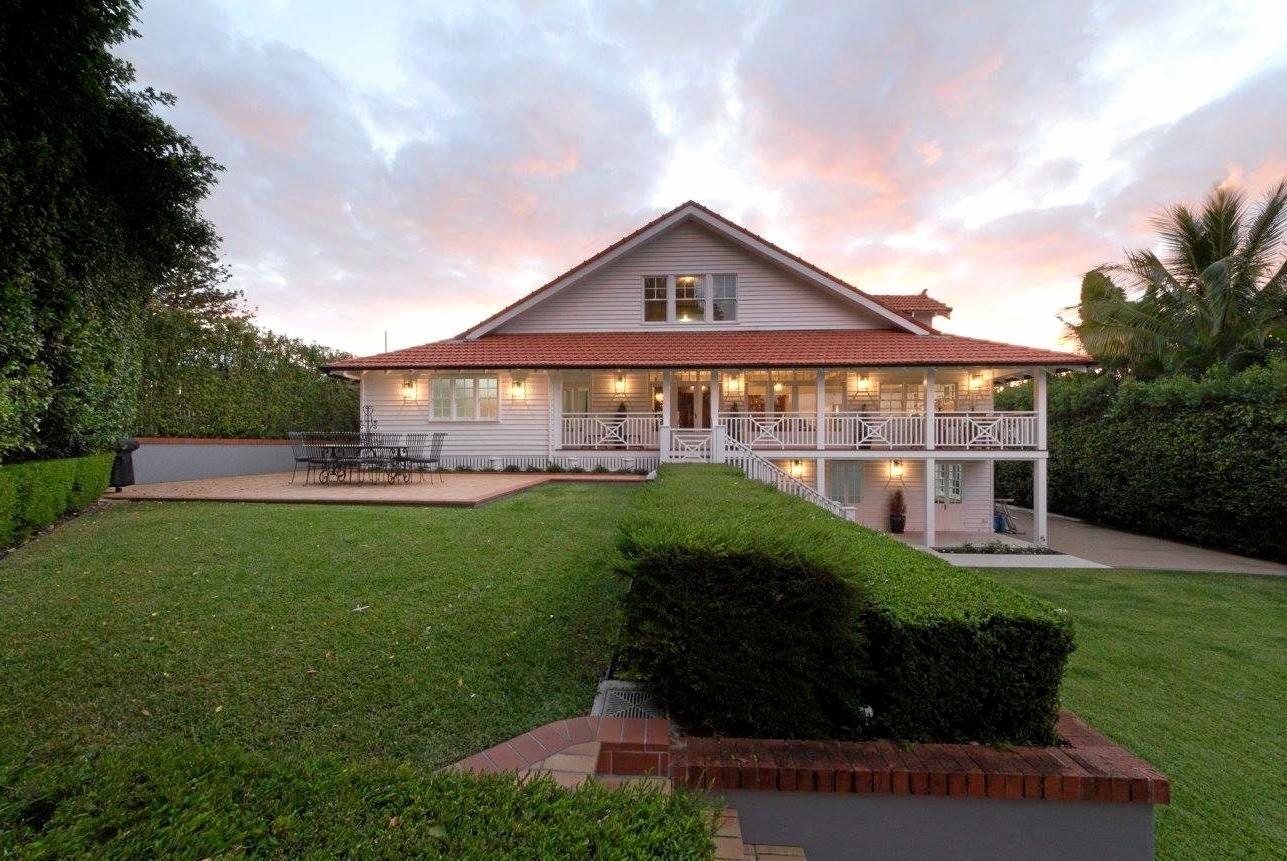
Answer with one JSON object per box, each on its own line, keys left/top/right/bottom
{"left": 618, "top": 466, "right": 1074, "bottom": 744}
{"left": 0, "top": 453, "right": 111, "bottom": 547}
{"left": 0, "top": 745, "right": 716, "bottom": 859}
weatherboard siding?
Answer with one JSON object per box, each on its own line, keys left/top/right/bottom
{"left": 361, "top": 370, "right": 551, "bottom": 457}
{"left": 496, "top": 222, "right": 886, "bottom": 333}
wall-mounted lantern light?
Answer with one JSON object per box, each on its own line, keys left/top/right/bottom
{"left": 510, "top": 371, "right": 528, "bottom": 399}
{"left": 773, "top": 381, "right": 784, "bottom": 393}
{"left": 400, "top": 376, "right": 418, "bottom": 402}
{"left": 968, "top": 372, "right": 984, "bottom": 392}
{"left": 724, "top": 373, "right": 742, "bottom": 393}
{"left": 855, "top": 373, "right": 871, "bottom": 392}
{"left": 614, "top": 373, "right": 627, "bottom": 395}
{"left": 653, "top": 388, "right": 664, "bottom": 404}
{"left": 889, "top": 459, "right": 904, "bottom": 479}
{"left": 790, "top": 459, "right": 805, "bottom": 478}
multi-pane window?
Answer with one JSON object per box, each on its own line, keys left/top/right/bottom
{"left": 431, "top": 376, "right": 499, "bottom": 420}
{"left": 674, "top": 275, "right": 705, "bottom": 322}
{"left": 878, "top": 383, "right": 958, "bottom": 413}
{"left": 826, "top": 461, "right": 863, "bottom": 504}
{"left": 643, "top": 274, "right": 738, "bottom": 323}
{"left": 935, "top": 462, "right": 963, "bottom": 503}
{"left": 712, "top": 273, "right": 737, "bottom": 320}
{"left": 643, "top": 276, "right": 668, "bottom": 322}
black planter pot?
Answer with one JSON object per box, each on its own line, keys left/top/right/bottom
{"left": 889, "top": 513, "right": 906, "bottom": 534}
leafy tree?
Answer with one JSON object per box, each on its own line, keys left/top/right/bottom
{"left": 1067, "top": 181, "right": 1287, "bottom": 378}
{"left": 0, "top": 1, "right": 231, "bottom": 459}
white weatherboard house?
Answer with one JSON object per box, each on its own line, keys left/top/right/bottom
{"left": 327, "top": 202, "right": 1091, "bottom": 547}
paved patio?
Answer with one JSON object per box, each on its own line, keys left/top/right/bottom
{"left": 1011, "top": 508, "right": 1287, "bottom": 576}
{"left": 109, "top": 471, "right": 644, "bottom": 508}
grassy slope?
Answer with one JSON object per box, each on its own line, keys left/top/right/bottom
{"left": 987, "top": 568, "right": 1286, "bottom": 860}
{"left": 0, "top": 484, "right": 636, "bottom": 768}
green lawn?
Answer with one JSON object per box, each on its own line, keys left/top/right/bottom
{"left": 986, "top": 568, "right": 1286, "bottom": 860}
{"left": 1, "top": 485, "right": 636, "bottom": 767}
{"left": 0, "top": 485, "right": 720, "bottom": 858}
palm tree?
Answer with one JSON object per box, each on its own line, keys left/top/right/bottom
{"left": 1068, "top": 180, "right": 1287, "bottom": 378}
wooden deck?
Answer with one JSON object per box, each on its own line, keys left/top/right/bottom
{"left": 109, "top": 471, "right": 644, "bottom": 508}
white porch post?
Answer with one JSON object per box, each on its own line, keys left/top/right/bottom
{"left": 547, "top": 371, "right": 562, "bottom": 460}
{"left": 924, "top": 456, "right": 937, "bottom": 548}
{"left": 924, "top": 367, "right": 936, "bottom": 450}
{"left": 710, "top": 369, "right": 723, "bottom": 462}
{"left": 816, "top": 456, "right": 827, "bottom": 498}
{"left": 815, "top": 368, "right": 826, "bottom": 450}
{"left": 1034, "top": 456, "right": 1049, "bottom": 546}
{"left": 1035, "top": 368, "right": 1048, "bottom": 450}
{"left": 660, "top": 369, "right": 674, "bottom": 461}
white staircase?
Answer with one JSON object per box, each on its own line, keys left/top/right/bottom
{"left": 660, "top": 425, "right": 847, "bottom": 519}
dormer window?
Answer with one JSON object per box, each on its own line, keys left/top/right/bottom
{"left": 642, "top": 274, "right": 737, "bottom": 323}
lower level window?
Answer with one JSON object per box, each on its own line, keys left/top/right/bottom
{"left": 826, "top": 461, "right": 863, "bottom": 504}
{"left": 935, "top": 462, "right": 962, "bottom": 503}
{"left": 431, "top": 376, "right": 499, "bottom": 420}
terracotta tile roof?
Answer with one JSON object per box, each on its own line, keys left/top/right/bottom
{"left": 872, "top": 290, "right": 953, "bottom": 316}
{"left": 460, "top": 201, "right": 931, "bottom": 337}
{"left": 326, "top": 330, "right": 1091, "bottom": 371}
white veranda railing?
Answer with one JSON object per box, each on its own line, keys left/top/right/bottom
{"left": 667, "top": 430, "right": 712, "bottom": 462}
{"left": 719, "top": 412, "right": 816, "bottom": 448}
{"left": 562, "top": 412, "right": 661, "bottom": 449}
{"left": 934, "top": 412, "right": 1037, "bottom": 449}
{"left": 824, "top": 413, "right": 924, "bottom": 448}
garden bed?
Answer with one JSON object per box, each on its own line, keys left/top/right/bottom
{"left": 936, "top": 541, "right": 1063, "bottom": 555}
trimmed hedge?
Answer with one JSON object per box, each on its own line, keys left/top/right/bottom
{"left": 0, "top": 453, "right": 111, "bottom": 547}
{"left": 617, "top": 466, "right": 1074, "bottom": 744}
{"left": 0, "top": 745, "right": 716, "bottom": 858}
{"left": 996, "top": 361, "right": 1287, "bottom": 562}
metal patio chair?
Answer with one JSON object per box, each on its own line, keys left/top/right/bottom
{"left": 405, "top": 432, "right": 446, "bottom": 483}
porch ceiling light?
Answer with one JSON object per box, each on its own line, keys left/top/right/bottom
{"left": 889, "top": 459, "right": 904, "bottom": 479}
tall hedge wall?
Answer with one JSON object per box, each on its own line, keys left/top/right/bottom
{"left": 617, "top": 466, "right": 1074, "bottom": 744}
{"left": 996, "top": 360, "right": 1287, "bottom": 562}
{"left": 0, "top": 453, "right": 111, "bottom": 548}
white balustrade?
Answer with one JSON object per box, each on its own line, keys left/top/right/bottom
{"left": 666, "top": 430, "right": 712, "bottom": 462}
{"left": 719, "top": 412, "right": 816, "bottom": 448}
{"left": 934, "top": 412, "right": 1038, "bottom": 449}
{"left": 823, "top": 413, "right": 925, "bottom": 449}
{"left": 721, "top": 432, "right": 845, "bottom": 517}
{"left": 561, "top": 412, "right": 661, "bottom": 450}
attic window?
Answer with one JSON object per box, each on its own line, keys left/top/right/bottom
{"left": 643, "top": 276, "right": 667, "bottom": 322}
{"left": 675, "top": 275, "right": 704, "bottom": 322}
{"left": 643, "top": 274, "right": 737, "bottom": 323}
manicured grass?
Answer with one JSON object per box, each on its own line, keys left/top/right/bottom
{"left": 985, "top": 568, "right": 1286, "bottom": 860}
{"left": 0, "top": 485, "right": 717, "bottom": 857}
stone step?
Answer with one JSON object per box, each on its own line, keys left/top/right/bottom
{"left": 745, "top": 845, "right": 808, "bottom": 860}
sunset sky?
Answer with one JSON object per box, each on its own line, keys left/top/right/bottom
{"left": 119, "top": 0, "right": 1287, "bottom": 356}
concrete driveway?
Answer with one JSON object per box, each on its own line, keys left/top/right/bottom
{"left": 1010, "top": 508, "right": 1286, "bottom": 576}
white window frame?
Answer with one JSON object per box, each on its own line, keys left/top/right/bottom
{"left": 643, "top": 276, "right": 668, "bottom": 322}
{"left": 712, "top": 273, "right": 737, "bottom": 321}
{"left": 935, "top": 462, "right": 963, "bottom": 503}
{"left": 826, "top": 460, "right": 863, "bottom": 504}
{"left": 430, "top": 374, "right": 501, "bottom": 422}
{"left": 641, "top": 273, "right": 738, "bottom": 323}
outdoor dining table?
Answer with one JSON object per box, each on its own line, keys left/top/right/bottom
{"left": 309, "top": 442, "right": 412, "bottom": 485}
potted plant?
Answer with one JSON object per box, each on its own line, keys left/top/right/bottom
{"left": 888, "top": 489, "right": 907, "bottom": 534}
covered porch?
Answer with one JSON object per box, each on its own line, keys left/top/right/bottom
{"left": 553, "top": 366, "right": 1048, "bottom": 454}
